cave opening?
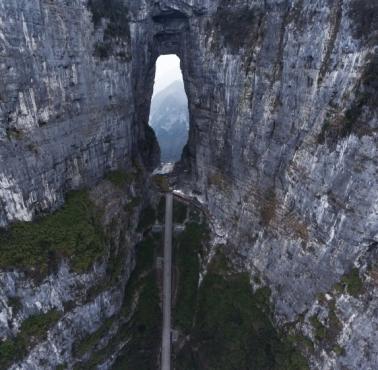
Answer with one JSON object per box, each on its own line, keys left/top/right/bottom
{"left": 149, "top": 54, "right": 189, "bottom": 166}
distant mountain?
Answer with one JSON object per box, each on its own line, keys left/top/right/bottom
{"left": 149, "top": 80, "right": 189, "bottom": 163}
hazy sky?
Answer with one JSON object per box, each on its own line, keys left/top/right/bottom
{"left": 153, "top": 54, "right": 183, "bottom": 95}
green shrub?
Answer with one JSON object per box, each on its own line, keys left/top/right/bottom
{"left": 123, "top": 196, "right": 141, "bottom": 213}
{"left": 0, "top": 191, "right": 105, "bottom": 277}
{"left": 333, "top": 282, "right": 344, "bottom": 294}
{"left": 88, "top": 0, "right": 130, "bottom": 60}
{"left": 211, "top": 4, "right": 264, "bottom": 53}
{"left": 105, "top": 170, "right": 134, "bottom": 188}
{"left": 111, "top": 235, "right": 161, "bottom": 369}
{"left": 137, "top": 206, "right": 156, "bottom": 231}
{"left": 174, "top": 222, "right": 308, "bottom": 370}
{"left": 328, "top": 301, "right": 342, "bottom": 334}
{"left": 87, "top": 0, "right": 130, "bottom": 40}
{"left": 309, "top": 315, "right": 327, "bottom": 341}
{"left": 152, "top": 175, "right": 170, "bottom": 192}
{"left": 121, "top": 235, "right": 159, "bottom": 316}
{"left": 21, "top": 310, "right": 61, "bottom": 340}
{"left": 6, "top": 127, "right": 23, "bottom": 140}
{"left": 207, "top": 250, "right": 230, "bottom": 275}
{"left": 173, "top": 200, "right": 188, "bottom": 224}
{"left": 174, "top": 222, "right": 209, "bottom": 332}
{"left": 333, "top": 344, "right": 345, "bottom": 356}
{"left": 93, "top": 41, "right": 110, "bottom": 59}
{"left": 112, "top": 274, "right": 161, "bottom": 370}
{"left": 308, "top": 300, "right": 342, "bottom": 351}
{"left": 8, "top": 296, "right": 22, "bottom": 314}
{"left": 189, "top": 207, "right": 201, "bottom": 223}
{"left": 73, "top": 319, "right": 113, "bottom": 357}
{"left": 287, "top": 334, "right": 314, "bottom": 352}
{"left": 176, "top": 266, "right": 308, "bottom": 369}
{"left": 0, "top": 310, "right": 62, "bottom": 368}
{"left": 0, "top": 340, "right": 18, "bottom": 369}
{"left": 75, "top": 232, "right": 161, "bottom": 369}
{"left": 341, "top": 268, "right": 363, "bottom": 297}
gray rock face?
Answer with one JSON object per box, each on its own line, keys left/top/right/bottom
{"left": 0, "top": 176, "right": 147, "bottom": 369}
{"left": 166, "top": 2, "right": 377, "bottom": 368}
{"left": 0, "top": 0, "right": 377, "bottom": 369}
{"left": 0, "top": 0, "right": 159, "bottom": 226}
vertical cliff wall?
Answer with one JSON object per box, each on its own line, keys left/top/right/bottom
{"left": 173, "top": 1, "right": 378, "bottom": 369}
{"left": 0, "top": 0, "right": 377, "bottom": 369}
{"left": 0, "top": 1, "right": 160, "bottom": 369}
{"left": 140, "top": 1, "right": 377, "bottom": 368}
{"left": 0, "top": 0, "right": 159, "bottom": 227}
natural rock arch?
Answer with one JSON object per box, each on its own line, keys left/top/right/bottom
{"left": 0, "top": 1, "right": 376, "bottom": 368}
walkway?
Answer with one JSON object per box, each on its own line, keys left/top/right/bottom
{"left": 161, "top": 192, "right": 173, "bottom": 370}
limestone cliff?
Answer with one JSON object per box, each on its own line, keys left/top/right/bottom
{"left": 0, "top": 0, "right": 377, "bottom": 369}
{"left": 0, "top": 0, "right": 159, "bottom": 226}
{"left": 175, "top": 2, "right": 378, "bottom": 369}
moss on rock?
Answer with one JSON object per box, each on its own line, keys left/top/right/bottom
{"left": 0, "top": 310, "right": 62, "bottom": 369}
{"left": 174, "top": 222, "right": 209, "bottom": 332}
{"left": 87, "top": 0, "right": 131, "bottom": 60}
{"left": 211, "top": 3, "right": 264, "bottom": 53}
{"left": 0, "top": 191, "right": 105, "bottom": 277}
{"left": 173, "top": 217, "right": 308, "bottom": 370}
{"left": 87, "top": 0, "right": 130, "bottom": 40}
{"left": 105, "top": 170, "right": 134, "bottom": 189}
{"left": 341, "top": 268, "right": 364, "bottom": 297}
{"left": 176, "top": 264, "right": 308, "bottom": 370}
{"left": 173, "top": 200, "right": 188, "bottom": 224}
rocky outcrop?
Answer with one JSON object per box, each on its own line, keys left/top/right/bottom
{"left": 0, "top": 0, "right": 159, "bottom": 227}
{"left": 0, "top": 168, "right": 152, "bottom": 369}
{"left": 144, "top": 1, "right": 377, "bottom": 368}
{"left": 172, "top": 2, "right": 377, "bottom": 369}
{"left": 0, "top": 0, "right": 377, "bottom": 369}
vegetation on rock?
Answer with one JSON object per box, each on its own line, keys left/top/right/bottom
{"left": 110, "top": 235, "right": 162, "bottom": 369}
{"left": 0, "top": 191, "right": 105, "bottom": 277}
{"left": 87, "top": 0, "right": 130, "bottom": 40}
{"left": 348, "top": 1, "right": 378, "bottom": 45}
{"left": 318, "top": 53, "right": 377, "bottom": 145}
{"left": 173, "top": 208, "right": 308, "bottom": 369}
{"left": 74, "top": 234, "right": 161, "bottom": 369}
{"left": 137, "top": 206, "right": 156, "bottom": 231}
{"left": 87, "top": 0, "right": 131, "bottom": 60}
{"left": 105, "top": 170, "right": 135, "bottom": 189}
{"left": 152, "top": 175, "right": 170, "bottom": 192}
{"left": 174, "top": 221, "right": 208, "bottom": 332}
{"left": 211, "top": 3, "right": 264, "bottom": 53}
{"left": 309, "top": 315, "right": 327, "bottom": 341}
{"left": 173, "top": 200, "right": 188, "bottom": 224}
{"left": 176, "top": 260, "right": 309, "bottom": 369}
{"left": 73, "top": 319, "right": 113, "bottom": 358}
{"left": 341, "top": 268, "right": 364, "bottom": 297}
{"left": 0, "top": 310, "right": 62, "bottom": 369}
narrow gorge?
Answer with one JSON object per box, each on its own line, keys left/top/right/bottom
{"left": 0, "top": 0, "right": 377, "bottom": 369}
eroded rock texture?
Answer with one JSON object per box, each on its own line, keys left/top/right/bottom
{"left": 166, "top": 2, "right": 377, "bottom": 368}
{"left": 0, "top": 0, "right": 159, "bottom": 226}
{"left": 0, "top": 0, "right": 377, "bottom": 369}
